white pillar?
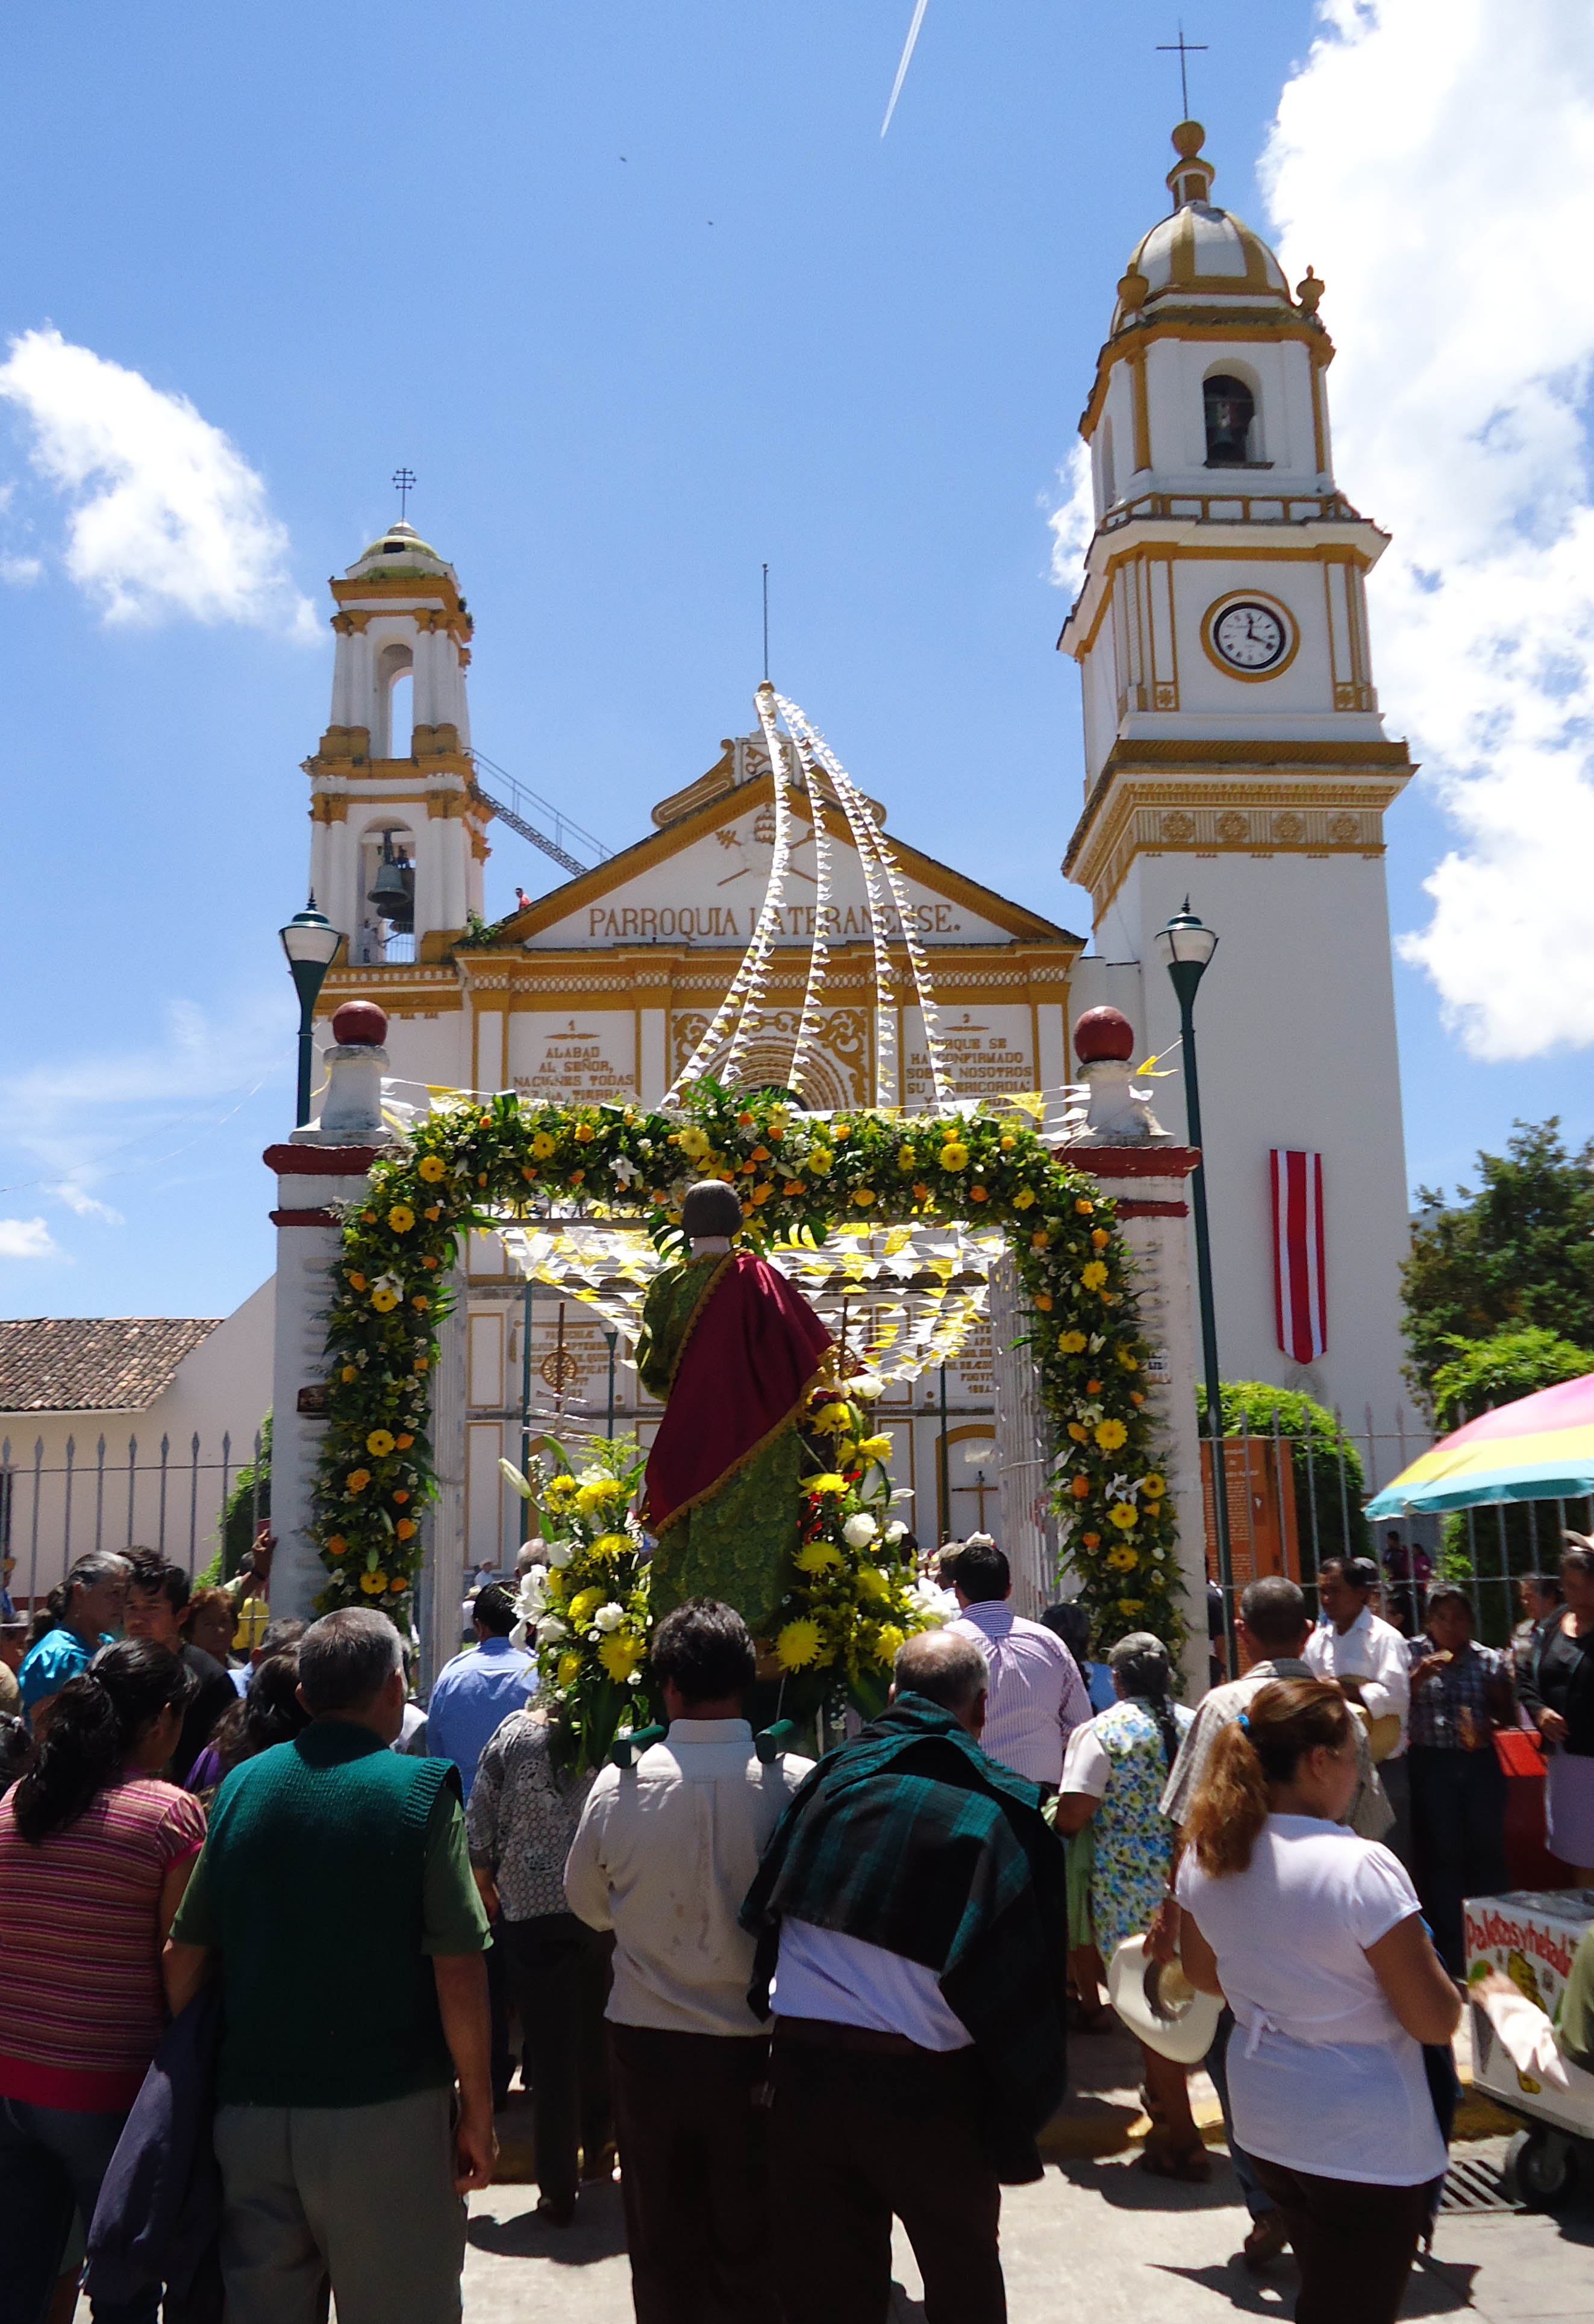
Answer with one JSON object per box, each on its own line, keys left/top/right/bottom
{"left": 990, "top": 1248, "right": 1055, "bottom": 1619}
{"left": 420, "top": 1267, "right": 468, "bottom": 1690}
{"left": 1075, "top": 1146, "right": 1207, "bottom": 1699}
{"left": 266, "top": 1142, "right": 379, "bottom": 1621}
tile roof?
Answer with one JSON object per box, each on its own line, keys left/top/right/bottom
{"left": 0, "top": 1319, "right": 222, "bottom": 1413}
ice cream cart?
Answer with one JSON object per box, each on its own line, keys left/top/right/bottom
{"left": 1465, "top": 1890, "right": 1594, "bottom": 2206}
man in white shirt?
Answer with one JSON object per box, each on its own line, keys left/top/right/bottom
{"left": 1305, "top": 1554, "right": 1413, "bottom": 1863}
{"left": 564, "top": 1599, "right": 811, "bottom": 2324}
{"left": 947, "top": 1535, "right": 1090, "bottom": 1791}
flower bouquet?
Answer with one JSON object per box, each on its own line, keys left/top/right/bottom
{"left": 771, "top": 1372, "right": 945, "bottom": 1722}
{"left": 503, "top": 1436, "right": 654, "bottom": 1773}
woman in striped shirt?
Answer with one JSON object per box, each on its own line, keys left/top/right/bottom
{"left": 0, "top": 1640, "right": 205, "bottom": 2324}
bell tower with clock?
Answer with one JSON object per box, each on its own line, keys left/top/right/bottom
{"left": 1058, "top": 122, "right": 1416, "bottom": 1435}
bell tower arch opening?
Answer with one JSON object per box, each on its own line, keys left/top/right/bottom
{"left": 376, "top": 641, "right": 415, "bottom": 759}
{"left": 1202, "top": 369, "right": 1259, "bottom": 468}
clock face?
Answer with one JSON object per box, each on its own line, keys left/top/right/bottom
{"left": 1213, "top": 600, "right": 1289, "bottom": 673}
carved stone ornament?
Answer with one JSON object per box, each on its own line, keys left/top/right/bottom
{"left": 1328, "top": 813, "right": 1360, "bottom": 843}
{"left": 1216, "top": 810, "right": 1249, "bottom": 843}
{"left": 1159, "top": 810, "right": 1195, "bottom": 842}
{"left": 1272, "top": 811, "right": 1305, "bottom": 843}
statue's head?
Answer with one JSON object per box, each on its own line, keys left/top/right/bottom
{"left": 681, "top": 1179, "right": 743, "bottom": 1245}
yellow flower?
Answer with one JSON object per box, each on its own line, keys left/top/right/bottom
{"left": 360, "top": 1570, "right": 387, "bottom": 1595}
{"left": 543, "top": 1570, "right": 566, "bottom": 1602}
{"left": 1081, "top": 1261, "right": 1109, "bottom": 1292}
{"left": 531, "top": 1131, "right": 557, "bottom": 1160}
{"left": 575, "top": 1479, "right": 624, "bottom": 1514}
{"left": 545, "top": 1475, "right": 579, "bottom": 1498}
{"left": 873, "top": 1623, "right": 906, "bottom": 1664}
{"left": 557, "top": 1651, "right": 581, "bottom": 1688}
{"left": 388, "top": 1205, "right": 416, "bottom": 1234}
{"left": 855, "top": 1564, "right": 891, "bottom": 1605}
{"left": 1095, "top": 1418, "right": 1128, "bottom": 1453}
{"left": 1142, "top": 1473, "right": 1167, "bottom": 1499}
{"left": 1012, "top": 1187, "right": 1036, "bottom": 1210}
{"left": 776, "top": 1619, "right": 824, "bottom": 1670}
{"left": 678, "top": 1126, "right": 712, "bottom": 1161}
{"left": 856, "top": 1433, "right": 892, "bottom": 1460}
{"left": 1058, "top": 1329, "right": 1088, "bottom": 1354}
{"left": 590, "top": 1531, "right": 631, "bottom": 1561}
{"left": 807, "top": 1146, "right": 834, "bottom": 1175}
{"left": 1118, "top": 1599, "right": 1143, "bottom": 1619}
{"left": 897, "top": 1146, "right": 917, "bottom": 1172}
{"left": 795, "top": 1541, "right": 842, "bottom": 1573}
{"left": 372, "top": 1287, "right": 399, "bottom": 1313}
{"left": 418, "top": 1155, "right": 447, "bottom": 1183}
{"left": 574, "top": 1122, "right": 595, "bottom": 1143}
{"left": 1108, "top": 1544, "right": 1138, "bottom": 1571}
{"left": 366, "top": 1429, "right": 396, "bottom": 1458}
{"left": 341, "top": 1364, "right": 357, "bottom": 1383}
{"left": 599, "top": 1632, "right": 647, "bottom": 1683}
{"left": 569, "top": 1587, "right": 604, "bottom": 1626}
{"left": 811, "top": 1402, "right": 854, "bottom": 1436}
{"left": 346, "top": 1469, "right": 371, "bottom": 1495}
{"left": 808, "top": 1473, "right": 848, "bottom": 1497}
{"left": 1109, "top": 1502, "right": 1140, "bottom": 1531}
{"left": 1118, "top": 1349, "right": 1139, "bottom": 1372}
{"left": 938, "top": 1141, "right": 969, "bottom": 1170}
{"left": 851, "top": 1187, "right": 876, "bottom": 1208}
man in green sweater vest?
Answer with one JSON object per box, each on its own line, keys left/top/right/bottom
{"left": 163, "top": 1608, "right": 494, "bottom": 2324}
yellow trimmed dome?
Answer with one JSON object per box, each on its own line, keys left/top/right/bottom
{"left": 345, "top": 521, "right": 456, "bottom": 581}
{"left": 1113, "top": 123, "right": 1292, "bottom": 332}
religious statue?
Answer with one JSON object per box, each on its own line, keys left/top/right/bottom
{"left": 637, "top": 1180, "right": 832, "bottom": 1635}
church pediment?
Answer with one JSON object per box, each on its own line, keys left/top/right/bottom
{"left": 501, "top": 774, "right": 1077, "bottom": 954}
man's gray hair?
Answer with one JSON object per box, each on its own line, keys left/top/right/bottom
{"left": 298, "top": 1608, "right": 403, "bottom": 1716}
{"left": 894, "top": 1628, "right": 989, "bottom": 1713}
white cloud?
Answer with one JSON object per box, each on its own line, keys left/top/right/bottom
{"left": 1260, "top": 0, "right": 1594, "bottom": 1058}
{"left": 1, "top": 555, "right": 42, "bottom": 586}
{"left": 0, "top": 1217, "right": 58, "bottom": 1260}
{"left": 0, "top": 328, "right": 315, "bottom": 637}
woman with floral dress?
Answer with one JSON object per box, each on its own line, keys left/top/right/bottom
{"left": 1054, "top": 1631, "right": 1201, "bottom": 2177}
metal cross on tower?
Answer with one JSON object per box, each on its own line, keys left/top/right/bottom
{"left": 1156, "top": 23, "right": 1208, "bottom": 119}
{"left": 392, "top": 466, "right": 416, "bottom": 522}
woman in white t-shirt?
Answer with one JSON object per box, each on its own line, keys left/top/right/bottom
{"left": 1177, "top": 1676, "right": 1460, "bottom": 2324}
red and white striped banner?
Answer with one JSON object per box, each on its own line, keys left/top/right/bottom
{"left": 1271, "top": 1149, "right": 1327, "bottom": 1364}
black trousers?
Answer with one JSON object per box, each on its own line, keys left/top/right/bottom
{"left": 1252, "top": 2158, "right": 1430, "bottom": 2324}
{"left": 1408, "top": 1745, "right": 1508, "bottom": 1975}
{"left": 498, "top": 1914, "right": 613, "bottom": 2209}
{"left": 768, "top": 2027, "right": 1004, "bottom": 2324}
{"left": 608, "top": 2023, "right": 775, "bottom": 2324}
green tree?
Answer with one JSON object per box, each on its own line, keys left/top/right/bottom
{"left": 1428, "top": 1326, "right": 1594, "bottom": 1435}
{"left": 1198, "top": 1381, "right": 1369, "bottom": 1573}
{"left": 1402, "top": 1120, "right": 1594, "bottom": 1399}
{"left": 210, "top": 1414, "right": 270, "bottom": 1585}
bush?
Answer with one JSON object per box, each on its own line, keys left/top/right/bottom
{"left": 1428, "top": 1326, "right": 1594, "bottom": 1436}
{"left": 217, "top": 1414, "right": 270, "bottom": 1583}
{"left": 1198, "top": 1381, "right": 1370, "bottom": 1572}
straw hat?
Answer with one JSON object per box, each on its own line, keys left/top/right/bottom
{"left": 1107, "top": 1935, "right": 1222, "bottom": 2064}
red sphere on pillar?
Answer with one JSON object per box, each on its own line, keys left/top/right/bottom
{"left": 330, "top": 999, "right": 389, "bottom": 1048}
{"left": 1072, "top": 1006, "right": 1136, "bottom": 1064}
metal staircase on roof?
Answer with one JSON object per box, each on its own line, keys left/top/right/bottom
{"left": 466, "top": 749, "right": 613, "bottom": 880}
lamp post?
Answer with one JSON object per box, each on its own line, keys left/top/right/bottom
{"left": 1154, "top": 899, "right": 1233, "bottom": 1668}
{"left": 279, "top": 900, "right": 344, "bottom": 1129}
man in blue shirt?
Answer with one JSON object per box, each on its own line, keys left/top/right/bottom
{"left": 425, "top": 1583, "right": 534, "bottom": 1801}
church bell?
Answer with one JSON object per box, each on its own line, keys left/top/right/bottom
{"left": 367, "top": 836, "right": 415, "bottom": 932}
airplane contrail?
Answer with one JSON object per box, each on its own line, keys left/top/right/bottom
{"left": 880, "top": 0, "right": 930, "bottom": 137}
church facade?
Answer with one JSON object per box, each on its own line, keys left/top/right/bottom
{"left": 305, "top": 543, "right": 1081, "bottom": 1567}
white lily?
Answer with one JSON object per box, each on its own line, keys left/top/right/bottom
{"left": 849, "top": 1373, "right": 886, "bottom": 1401}
{"left": 498, "top": 1458, "right": 533, "bottom": 1501}
{"left": 548, "top": 1541, "right": 574, "bottom": 1569}
{"left": 536, "top": 1614, "right": 569, "bottom": 1643}
{"left": 883, "top": 1520, "right": 908, "bottom": 1545}
{"left": 843, "top": 1513, "right": 878, "bottom": 1549}
{"left": 594, "top": 1603, "right": 626, "bottom": 1632}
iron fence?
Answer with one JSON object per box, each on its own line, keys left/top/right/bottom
{"left": 0, "top": 1431, "right": 265, "bottom": 1610}
{"left": 1201, "top": 1398, "right": 1586, "bottom": 1652}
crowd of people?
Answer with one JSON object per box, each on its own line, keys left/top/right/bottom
{"left": 0, "top": 1526, "right": 1588, "bottom": 2324}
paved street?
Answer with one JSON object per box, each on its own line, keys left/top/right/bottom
{"left": 461, "top": 2138, "right": 1594, "bottom": 2323}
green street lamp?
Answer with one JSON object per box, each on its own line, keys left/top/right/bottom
{"left": 280, "top": 899, "right": 345, "bottom": 1128}
{"left": 1154, "top": 899, "right": 1233, "bottom": 1667}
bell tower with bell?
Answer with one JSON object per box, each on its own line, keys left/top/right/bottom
{"left": 303, "top": 517, "right": 487, "bottom": 967}
{"left": 1058, "top": 122, "right": 1416, "bottom": 1430}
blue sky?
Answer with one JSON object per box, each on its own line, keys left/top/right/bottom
{"left": 0, "top": 0, "right": 1585, "bottom": 1320}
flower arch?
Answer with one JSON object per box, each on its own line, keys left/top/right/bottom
{"left": 313, "top": 1084, "right": 1184, "bottom": 1656}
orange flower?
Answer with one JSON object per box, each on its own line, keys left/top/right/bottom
{"left": 1082, "top": 1532, "right": 1101, "bottom": 1549}
{"left": 1034, "top": 1293, "right": 1053, "bottom": 1312}
{"left": 395, "top": 1433, "right": 413, "bottom": 1449}
{"left": 327, "top": 1535, "right": 348, "bottom": 1557}
{"left": 1069, "top": 1475, "right": 1090, "bottom": 1499}
{"left": 414, "top": 1357, "right": 430, "bottom": 1373}
{"left": 1087, "top": 1378, "right": 1102, "bottom": 1394}
{"left": 423, "top": 1256, "right": 439, "bottom": 1270}
{"left": 412, "top": 1295, "right": 430, "bottom": 1311}
{"left": 393, "top": 1489, "right": 410, "bottom": 1504}
{"left": 969, "top": 1185, "right": 988, "bottom": 1202}
{"left": 787, "top": 1180, "right": 807, "bottom": 1198}
{"left": 832, "top": 1123, "right": 851, "bottom": 1140}
{"left": 750, "top": 1146, "right": 770, "bottom": 1163}
{"left": 1031, "top": 1231, "right": 1049, "bottom": 1252}
{"left": 389, "top": 1575, "right": 407, "bottom": 1594}
{"left": 1075, "top": 1198, "right": 1095, "bottom": 1215}
{"left": 569, "top": 1169, "right": 585, "bottom": 1185}
{"left": 396, "top": 1517, "right": 417, "bottom": 1541}
{"left": 913, "top": 1182, "right": 931, "bottom": 1204}
{"left": 424, "top": 1205, "right": 441, "bottom": 1222}
{"left": 1092, "top": 1227, "right": 1111, "bottom": 1249}
{"left": 348, "top": 1272, "right": 367, "bottom": 1292}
